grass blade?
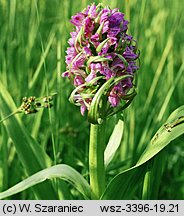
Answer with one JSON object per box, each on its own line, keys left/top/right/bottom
{"left": 101, "top": 105, "right": 184, "bottom": 199}
{"left": 157, "top": 61, "right": 184, "bottom": 121}
{"left": 143, "top": 34, "right": 173, "bottom": 110}
{"left": 104, "top": 119, "right": 124, "bottom": 168}
{"left": 0, "top": 82, "right": 58, "bottom": 199}
{"left": 0, "top": 164, "right": 91, "bottom": 200}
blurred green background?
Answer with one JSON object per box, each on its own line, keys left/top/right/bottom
{"left": 0, "top": 0, "right": 184, "bottom": 199}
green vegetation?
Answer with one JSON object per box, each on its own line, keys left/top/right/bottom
{"left": 0, "top": 0, "right": 184, "bottom": 199}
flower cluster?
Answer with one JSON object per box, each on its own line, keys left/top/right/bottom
{"left": 20, "top": 94, "right": 55, "bottom": 114}
{"left": 63, "top": 3, "right": 139, "bottom": 116}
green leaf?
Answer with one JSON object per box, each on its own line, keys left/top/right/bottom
{"left": 96, "top": 38, "right": 109, "bottom": 53}
{"left": 87, "top": 56, "right": 112, "bottom": 67}
{"left": 88, "top": 75, "right": 133, "bottom": 124}
{"left": 75, "top": 26, "right": 84, "bottom": 51}
{"left": 0, "top": 164, "right": 92, "bottom": 200}
{"left": 136, "top": 106, "right": 184, "bottom": 166}
{"left": 105, "top": 119, "right": 124, "bottom": 168}
{"left": 0, "top": 82, "right": 58, "bottom": 199}
{"left": 101, "top": 105, "right": 184, "bottom": 199}
{"left": 96, "top": 20, "right": 104, "bottom": 35}
{"left": 29, "top": 32, "right": 55, "bottom": 89}
{"left": 88, "top": 77, "right": 114, "bottom": 124}
{"left": 116, "top": 54, "right": 128, "bottom": 67}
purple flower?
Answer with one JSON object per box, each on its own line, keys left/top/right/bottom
{"left": 63, "top": 3, "right": 139, "bottom": 116}
{"left": 108, "top": 85, "right": 123, "bottom": 107}
{"left": 109, "top": 12, "right": 125, "bottom": 28}
{"left": 91, "top": 34, "right": 100, "bottom": 47}
{"left": 87, "top": 4, "right": 97, "bottom": 18}
{"left": 90, "top": 63, "right": 102, "bottom": 73}
{"left": 73, "top": 54, "right": 86, "bottom": 68}
{"left": 80, "top": 102, "right": 87, "bottom": 116}
{"left": 123, "top": 46, "right": 138, "bottom": 59}
{"left": 70, "top": 13, "right": 86, "bottom": 27}
{"left": 74, "top": 76, "right": 84, "bottom": 86}
{"left": 65, "top": 47, "right": 77, "bottom": 65}
{"left": 85, "top": 72, "right": 96, "bottom": 82}
{"left": 100, "top": 10, "right": 110, "bottom": 23}
{"left": 83, "top": 47, "right": 91, "bottom": 56}
{"left": 84, "top": 17, "right": 95, "bottom": 37}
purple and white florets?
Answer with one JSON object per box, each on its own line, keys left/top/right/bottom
{"left": 63, "top": 3, "right": 139, "bottom": 115}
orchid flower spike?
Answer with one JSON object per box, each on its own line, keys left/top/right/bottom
{"left": 63, "top": 3, "right": 140, "bottom": 124}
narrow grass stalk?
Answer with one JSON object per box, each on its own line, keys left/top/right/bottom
{"left": 89, "top": 123, "right": 106, "bottom": 199}
{"left": 1, "top": 126, "right": 8, "bottom": 191}
{"left": 142, "top": 163, "right": 152, "bottom": 200}
{"left": 0, "top": 110, "right": 21, "bottom": 124}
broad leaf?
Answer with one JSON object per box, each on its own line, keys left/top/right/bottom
{"left": 0, "top": 164, "right": 92, "bottom": 200}
{"left": 136, "top": 106, "right": 184, "bottom": 166}
{"left": 105, "top": 119, "right": 124, "bottom": 167}
{"left": 101, "top": 105, "right": 184, "bottom": 199}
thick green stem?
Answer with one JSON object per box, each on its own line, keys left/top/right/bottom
{"left": 89, "top": 122, "right": 106, "bottom": 199}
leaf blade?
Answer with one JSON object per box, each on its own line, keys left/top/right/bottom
{"left": 101, "top": 105, "right": 184, "bottom": 199}
{"left": 0, "top": 164, "right": 91, "bottom": 200}
{"left": 105, "top": 119, "right": 124, "bottom": 167}
{"left": 0, "top": 82, "right": 58, "bottom": 199}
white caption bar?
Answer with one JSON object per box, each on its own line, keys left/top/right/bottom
{"left": 0, "top": 200, "right": 183, "bottom": 216}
